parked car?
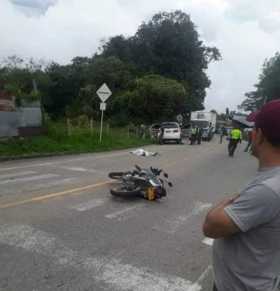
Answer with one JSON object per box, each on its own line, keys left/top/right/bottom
{"left": 158, "top": 122, "right": 182, "bottom": 144}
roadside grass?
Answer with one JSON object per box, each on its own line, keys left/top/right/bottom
{"left": 0, "top": 122, "right": 152, "bottom": 158}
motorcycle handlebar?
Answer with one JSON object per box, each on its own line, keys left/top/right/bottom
{"left": 150, "top": 167, "right": 163, "bottom": 176}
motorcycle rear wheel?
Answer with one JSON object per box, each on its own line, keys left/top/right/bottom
{"left": 110, "top": 186, "right": 141, "bottom": 197}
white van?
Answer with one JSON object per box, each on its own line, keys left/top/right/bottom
{"left": 159, "top": 122, "right": 182, "bottom": 144}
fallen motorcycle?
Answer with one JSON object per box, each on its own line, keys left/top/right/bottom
{"left": 108, "top": 165, "right": 172, "bottom": 200}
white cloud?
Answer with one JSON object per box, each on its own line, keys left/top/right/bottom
{"left": 1, "top": 0, "right": 280, "bottom": 112}
{"left": 10, "top": 0, "right": 57, "bottom": 16}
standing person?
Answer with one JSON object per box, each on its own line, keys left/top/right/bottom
{"left": 203, "top": 99, "right": 280, "bottom": 291}
{"left": 228, "top": 126, "right": 242, "bottom": 157}
{"left": 197, "top": 127, "right": 203, "bottom": 145}
{"left": 190, "top": 126, "right": 197, "bottom": 145}
{"left": 244, "top": 128, "right": 253, "bottom": 152}
{"left": 158, "top": 126, "right": 164, "bottom": 144}
{"left": 219, "top": 126, "right": 226, "bottom": 144}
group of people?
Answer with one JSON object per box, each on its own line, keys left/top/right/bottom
{"left": 219, "top": 125, "right": 253, "bottom": 157}
{"left": 189, "top": 126, "right": 203, "bottom": 145}
{"left": 190, "top": 124, "right": 254, "bottom": 157}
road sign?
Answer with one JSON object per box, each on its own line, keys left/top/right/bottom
{"left": 97, "top": 84, "right": 112, "bottom": 143}
{"left": 100, "top": 102, "right": 106, "bottom": 111}
{"left": 96, "top": 83, "right": 112, "bottom": 102}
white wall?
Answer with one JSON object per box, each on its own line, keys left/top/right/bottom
{"left": 0, "top": 107, "right": 42, "bottom": 137}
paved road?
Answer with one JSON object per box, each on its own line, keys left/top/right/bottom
{"left": 0, "top": 139, "right": 257, "bottom": 291}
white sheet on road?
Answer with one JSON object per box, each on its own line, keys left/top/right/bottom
{"left": 130, "top": 148, "right": 159, "bottom": 157}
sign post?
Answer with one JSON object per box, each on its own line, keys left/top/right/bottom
{"left": 96, "top": 84, "right": 112, "bottom": 143}
{"left": 100, "top": 108, "right": 104, "bottom": 143}
{"left": 176, "top": 114, "right": 183, "bottom": 125}
{"left": 99, "top": 102, "right": 107, "bottom": 143}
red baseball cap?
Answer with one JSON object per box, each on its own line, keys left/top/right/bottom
{"left": 253, "top": 99, "right": 280, "bottom": 145}
{"left": 247, "top": 111, "right": 259, "bottom": 122}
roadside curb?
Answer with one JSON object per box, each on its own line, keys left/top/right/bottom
{"left": 0, "top": 151, "right": 88, "bottom": 162}
{"left": 0, "top": 144, "right": 153, "bottom": 162}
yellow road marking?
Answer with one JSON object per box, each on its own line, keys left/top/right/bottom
{"left": 0, "top": 181, "right": 111, "bottom": 209}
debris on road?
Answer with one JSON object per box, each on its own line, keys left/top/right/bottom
{"left": 130, "top": 148, "right": 159, "bottom": 157}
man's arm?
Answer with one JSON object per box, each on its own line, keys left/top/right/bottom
{"left": 203, "top": 195, "right": 240, "bottom": 239}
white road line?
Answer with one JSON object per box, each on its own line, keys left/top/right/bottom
{"left": 202, "top": 238, "right": 214, "bottom": 247}
{"left": 0, "top": 174, "right": 59, "bottom": 185}
{"left": 105, "top": 205, "right": 144, "bottom": 221}
{"left": 195, "top": 265, "right": 213, "bottom": 286}
{"left": 70, "top": 198, "right": 106, "bottom": 211}
{"left": 0, "top": 178, "right": 78, "bottom": 196}
{"left": 0, "top": 224, "right": 201, "bottom": 291}
{"left": 0, "top": 162, "right": 54, "bottom": 172}
{"left": 28, "top": 177, "right": 78, "bottom": 191}
{"left": 154, "top": 201, "right": 212, "bottom": 234}
{"left": 0, "top": 152, "right": 129, "bottom": 172}
{"left": 0, "top": 171, "right": 36, "bottom": 180}
{"left": 59, "top": 166, "right": 99, "bottom": 173}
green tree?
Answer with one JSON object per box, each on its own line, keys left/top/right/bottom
{"left": 101, "top": 36, "right": 133, "bottom": 63}
{"left": 242, "top": 53, "right": 280, "bottom": 111}
{"left": 116, "top": 75, "right": 186, "bottom": 124}
{"left": 44, "top": 62, "right": 85, "bottom": 118}
{"left": 0, "top": 62, "right": 41, "bottom": 106}
{"left": 78, "top": 84, "right": 100, "bottom": 120}
{"left": 87, "top": 56, "right": 135, "bottom": 91}
{"left": 101, "top": 11, "right": 221, "bottom": 111}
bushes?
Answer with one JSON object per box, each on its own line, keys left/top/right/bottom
{"left": 0, "top": 121, "right": 151, "bottom": 158}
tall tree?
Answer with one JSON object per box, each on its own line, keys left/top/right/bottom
{"left": 101, "top": 10, "right": 221, "bottom": 111}
{"left": 242, "top": 53, "right": 280, "bottom": 111}
{"left": 113, "top": 74, "right": 186, "bottom": 124}
{"left": 44, "top": 58, "right": 90, "bottom": 118}
{"left": 87, "top": 56, "right": 135, "bottom": 92}
{"left": 0, "top": 58, "right": 42, "bottom": 106}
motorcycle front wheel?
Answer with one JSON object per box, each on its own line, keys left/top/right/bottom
{"left": 108, "top": 172, "right": 126, "bottom": 180}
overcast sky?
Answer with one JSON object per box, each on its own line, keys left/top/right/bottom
{"left": 1, "top": 0, "right": 280, "bottom": 113}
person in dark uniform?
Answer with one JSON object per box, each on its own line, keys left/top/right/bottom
{"left": 197, "top": 127, "right": 203, "bottom": 145}
{"left": 190, "top": 126, "right": 197, "bottom": 145}
{"left": 220, "top": 126, "right": 227, "bottom": 144}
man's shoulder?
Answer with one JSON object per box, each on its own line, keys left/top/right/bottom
{"left": 244, "top": 172, "right": 280, "bottom": 200}
{"left": 262, "top": 175, "right": 280, "bottom": 196}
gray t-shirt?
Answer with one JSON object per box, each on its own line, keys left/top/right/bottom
{"left": 213, "top": 167, "right": 280, "bottom": 291}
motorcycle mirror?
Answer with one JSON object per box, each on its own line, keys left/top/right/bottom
{"left": 168, "top": 182, "right": 173, "bottom": 187}
{"left": 135, "top": 165, "right": 141, "bottom": 171}
{"left": 164, "top": 173, "right": 169, "bottom": 178}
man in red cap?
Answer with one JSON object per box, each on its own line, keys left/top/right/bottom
{"left": 203, "top": 99, "right": 280, "bottom": 291}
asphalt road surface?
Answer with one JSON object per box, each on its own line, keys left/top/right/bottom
{"left": 0, "top": 138, "right": 257, "bottom": 291}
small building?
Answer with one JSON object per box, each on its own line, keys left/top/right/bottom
{"left": 0, "top": 87, "right": 43, "bottom": 138}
